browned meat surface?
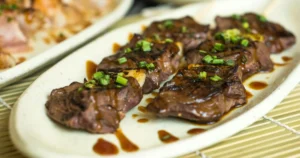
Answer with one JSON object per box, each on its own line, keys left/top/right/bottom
{"left": 46, "top": 74, "right": 143, "bottom": 133}
{"left": 215, "top": 13, "right": 296, "bottom": 53}
{"left": 146, "top": 65, "right": 246, "bottom": 123}
{"left": 143, "top": 16, "right": 209, "bottom": 52}
{"left": 97, "top": 34, "right": 181, "bottom": 94}
{"left": 186, "top": 38, "right": 273, "bottom": 80}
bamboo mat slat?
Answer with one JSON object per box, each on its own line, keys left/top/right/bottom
{"left": 1, "top": 15, "right": 300, "bottom": 158}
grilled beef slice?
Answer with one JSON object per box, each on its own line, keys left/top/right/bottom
{"left": 146, "top": 65, "right": 246, "bottom": 123}
{"left": 215, "top": 13, "right": 296, "bottom": 53}
{"left": 143, "top": 16, "right": 209, "bottom": 52}
{"left": 46, "top": 75, "right": 143, "bottom": 134}
{"left": 97, "top": 34, "right": 181, "bottom": 94}
{"left": 186, "top": 38, "right": 273, "bottom": 80}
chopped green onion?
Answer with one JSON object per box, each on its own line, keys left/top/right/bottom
{"left": 231, "top": 36, "right": 241, "bottom": 44}
{"left": 78, "top": 87, "right": 84, "bottom": 92}
{"left": 226, "top": 59, "right": 235, "bottom": 66}
{"left": 257, "top": 15, "right": 267, "bottom": 22}
{"left": 116, "top": 76, "right": 128, "bottom": 86}
{"left": 212, "top": 55, "right": 217, "bottom": 59}
{"left": 241, "top": 17, "right": 248, "bottom": 22}
{"left": 212, "top": 59, "right": 224, "bottom": 64}
{"left": 214, "top": 43, "right": 225, "bottom": 51}
{"left": 181, "top": 26, "right": 188, "bottom": 33}
{"left": 203, "top": 55, "right": 213, "bottom": 64}
{"left": 165, "top": 38, "right": 173, "bottom": 43}
{"left": 241, "top": 39, "right": 249, "bottom": 47}
{"left": 104, "top": 74, "right": 110, "bottom": 80}
{"left": 242, "top": 22, "right": 249, "bottom": 29}
{"left": 210, "top": 75, "right": 222, "bottom": 82}
{"left": 164, "top": 20, "right": 173, "bottom": 28}
{"left": 139, "top": 61, "right": 147, "bottom": 68}
{"left": 116, "top": 85, "right": 123, "bottom": 88}
{"left": 124, "top": 48, "right": 132, "bottom": 53}
{"left": 232, "top": 14, "right": 241, "bottom": 20}
{"left": 100, "top": 78, "right": 110, "bottom": 86}
{"left": 93, "top": 72, "right": 104, "bottom": 81}
{"left": 214, "top": 32, "right": 223, "bottom": 40}
{"left": 89, "top": 80, "right": 96, "bottom": 84}
{"left": 136, "top": 40, "right": 152, "bottom": 52}
{"left": 199, "top": 71, "right": 207, "bottom": 80}
{"left": 84, "top": 80, "right": 96, "bottom": 88}
{"left": 117, "top": 72, "right": 124, "bottom": 76}
{"left": 146, "top": 63, "right": 155, "bottom": 70}
{"left": 199, "top": 50, "right": 207, "bottom": 54}
{"left": 118, "top": 57, "right": 127, "bottom": 64}
{"left": 154, "top": 34, "right": 161, "bottom": 41}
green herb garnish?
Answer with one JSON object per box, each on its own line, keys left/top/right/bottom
{"left": 210, "top": 75, "right": 222, "bottom": 82}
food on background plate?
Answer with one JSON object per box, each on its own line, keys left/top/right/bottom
{"left": 46, "top": 12, "right": 295, "bottom": 133}
{"left": 0, "top": 0, "right": 116, "bottom": 70}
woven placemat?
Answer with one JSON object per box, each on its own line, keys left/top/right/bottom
{"left": 1, "top": 15, "right": 300, "bottom": 158}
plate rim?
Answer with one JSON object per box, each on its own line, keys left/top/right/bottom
{"left": 9, "top": 1, "right": 300, "bottom": 158}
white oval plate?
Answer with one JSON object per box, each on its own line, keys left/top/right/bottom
{"left": 0, "top": 0, "right": 133, "bottom": 88}
{"left": 9, "top": 0, "right": 300, "bottom": 157}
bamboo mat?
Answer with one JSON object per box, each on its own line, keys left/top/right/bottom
{"left": 1, "top": 15, "right": 300, "bottom": 158}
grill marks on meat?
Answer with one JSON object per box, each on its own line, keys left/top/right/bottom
{"left": 215, "top": 13, "right": 296, "bottom": 53}
{"left": 186, "top": 39, "right": 273, "bottom": 80}
{"left": 143, "top": 16, "right": 209, "bottom": 52}
{"left": 146, "top": 65, "right": 246, "bottom": 123}
{"left": 46, "top": 76, "right": 143, "bottom": 133}
{"left": 97, "top": 34, "right": 181, "bottom": 94}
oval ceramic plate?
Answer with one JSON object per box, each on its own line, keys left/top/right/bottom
{"left": 0, "top": 0, "right": 133, "bottom": 88}
{"left": 10, "top": 0, "right": 300, "bottom": 157}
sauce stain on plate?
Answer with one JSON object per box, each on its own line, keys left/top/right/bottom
{"left": 138, "top": 106, "right": 147, "bottom": 113}
{"left": 112, "top": 43, "right": 121, "bottom": 54}
{"left": 93, "top": 138, "right": 119, "bottom": 155}
{"left": 249, "top": 81, "right": 268, "bottom": 90}
{"left": 246, "top": 90, "right": 253, "bottom": 99}
{"left": 137, "top": 118, "right": 149, "bottom": 123}
{"left": 115, "top": 129, "right": 139, "bottom": 152}
{"left": 86, "top": 60, "right": 97, "bottom": 80}
{"left": 187, "top": 128, "right": 206, "bottom": 135}
{"left": 282, "top": 56, "right": 292, "bottom": 62}
{"left": 158, "top": 130, "right": 179, "bottom": 143}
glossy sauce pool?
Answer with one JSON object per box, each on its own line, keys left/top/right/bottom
{"left": 86, "top": 60, "right": 97, "bottom": 80}
{"left": 282, "top": 56, "right": 292, "bottom": 62}
{"left": 158, "top": 130, "right": 179, "bottom": 143}
{"left": 138, "top": 106, "right": 147, "bottom": 113}
{"left": 93, "top": 138, "right": 118, "bottom": 155}
{"left": 246, "top": 91, "right": 253, "bottom": 99}
{"left": 249, "top": 82, "right": 268, "bottom": 90}
{"left": 187, "top": 128, "right": 206, "bottom": 135}
{"left": 137, "top": 118, "right": 149, "bottom": 123}
{"left": 115, "top": 129, "right": 139, "bottom": 152}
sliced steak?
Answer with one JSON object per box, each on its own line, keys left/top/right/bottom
{"left": 215, "top": 12, "right": 296, "bottom": 53}
{"left": 186, "top": 32, "right": 273, "bottom": 80}
{"left": 97, "top": 34, "right": 181, "bottom": 94}
{"left": 143, "top": 16, "right": 209, "bottom": 52}
{"left": 146, "top": 65, "right": 246, "bottom": 123}
{"left": 46, "top": 74, "right": 143, "bottom": 134}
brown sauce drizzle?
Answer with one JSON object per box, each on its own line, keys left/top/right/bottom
{"left": 137, "top": 118, "right": 149, "bottom": 123}
{"left": 158, "top": 130, "right": 179, "bottom": 143}
{"left": 249, "top": 81, "right": 268, "bottom": 90}
{"left": 128, "top": 33, "right": 134, "bottom": 41}
{"left": 274, "top": 63, "right": 287, "bottom": 67}
{"left": 17, "top": 57, "right": 26, "bottom": 64}
{"left": 112, "top": 43, "right": 121, "bottom": 54}
{"left": 246, "top": 91, "right": 253, "bottom": 99}
{"left": 115, "top": 129, "right": 139, "bottom": 152}
{"left": 282, "top": 56, "right": 292, "bottom": 62}
{"left": 93, "top": 138, "right": 119, "bottom": 155}
{"left": 138, "top": 106, "right": 147, "bottom": 113}
{"left": 55, "top": 33, "right": 67, "bottom": 43}
{"left": 187, "top": 128, "right": 206, "bottom": 135}
{"left": 132, "top": 114, "right": 138, "bottom": 118}
{"left": 86, "top": 60, "right": 97, "bottom": 80}
{"left": 146, "top": 98, "right": 154, "bottom": 104}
